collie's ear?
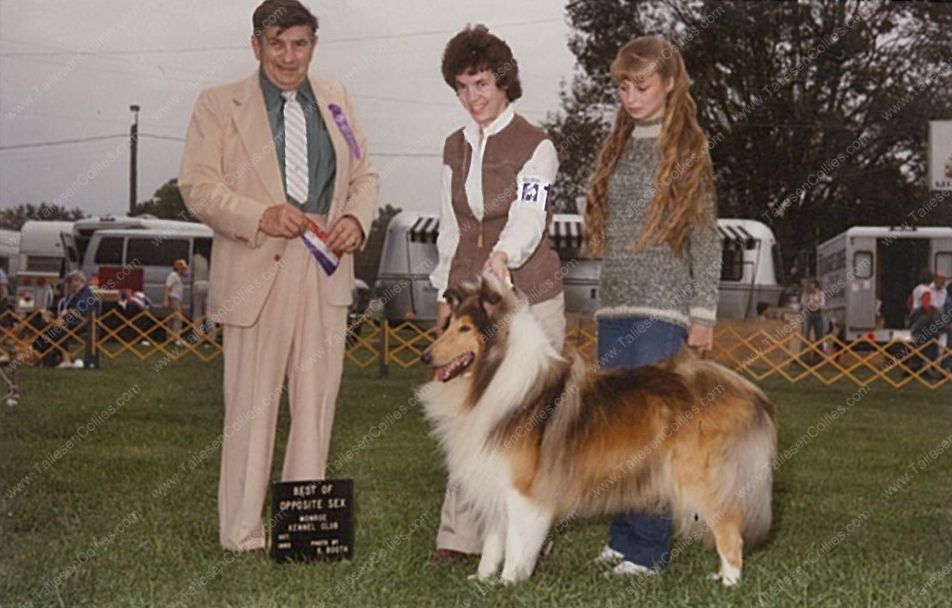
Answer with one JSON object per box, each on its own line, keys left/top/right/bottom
{"left": 479, "top": 272, "right": 504, "bottom": 317}
{"left": 443, "top": 288, "right": 462, "bottom": 311}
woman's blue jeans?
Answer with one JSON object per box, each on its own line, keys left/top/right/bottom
{"left": 597, "top": 316, "right": 687, "bottom": 570}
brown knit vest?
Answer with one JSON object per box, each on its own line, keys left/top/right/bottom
{"left": 443, "top": 113, "right": 563, "bottom": 305}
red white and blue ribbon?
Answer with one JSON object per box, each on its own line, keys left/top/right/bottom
{"left": 301, "top": 218, "right": 341, "bottom": 276}
{"left": 328, "top": 103, "right": 361, "bottom": 159}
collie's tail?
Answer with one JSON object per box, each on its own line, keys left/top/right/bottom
{"left": 730, "top": 393, "right": 776, "bottom": 548}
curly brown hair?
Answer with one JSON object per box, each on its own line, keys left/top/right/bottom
{"left": 585, "top": 36, "right": 716, "bottom": 258}
{"left": 441, "top": 25, "right": 522, "bottom": 101}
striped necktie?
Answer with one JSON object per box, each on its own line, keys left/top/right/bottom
{"left": 282, "top": 90, "right": 309, "bottom": 205}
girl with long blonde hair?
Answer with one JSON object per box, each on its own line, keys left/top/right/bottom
{"left": 586, "top": 36, "right": 721, "bottom": 575}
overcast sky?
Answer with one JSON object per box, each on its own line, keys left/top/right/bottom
{"left": 0, "top": 0, "right": 576, "bottom": 219}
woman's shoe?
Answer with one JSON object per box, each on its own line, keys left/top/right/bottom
{"left": 593, "top": 544, "right": 624, "bottom": 564}
{"left": 612, "top": 560, "right": 657, "bottom": 576}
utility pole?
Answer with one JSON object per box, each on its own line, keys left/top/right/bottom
{"left": 129, "top": 104, "right": 140, "bottom": 215}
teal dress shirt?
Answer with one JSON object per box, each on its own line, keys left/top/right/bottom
{"left": 260, "top": 71, "right": 337, "bottom": 214}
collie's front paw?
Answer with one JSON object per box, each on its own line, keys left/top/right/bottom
{"left": 468, "top": 572, "right": 500, "bottom": 584}
{"left": 500, "top": 568, "right": 531, "bottom": 585}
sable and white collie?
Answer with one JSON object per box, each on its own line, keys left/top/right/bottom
{"left": 418, "top": 274, "right": 776, "bottom": 586}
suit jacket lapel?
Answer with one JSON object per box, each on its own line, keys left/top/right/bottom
{"left": 233, "top": 74, "right": 286, "bottom": 206}
{"left": 310, "top": 77, "right": 348, "bottom": 218}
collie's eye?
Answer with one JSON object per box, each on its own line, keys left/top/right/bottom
{"left": 458, "top": 325, "right": 472, "bottom": 333}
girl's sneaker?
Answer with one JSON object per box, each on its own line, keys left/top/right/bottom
{"left": 612, "top": 561, "right": 657, "bottom": 576}
{"left": 594, "top": 544, "right": 624, "bottom": 564}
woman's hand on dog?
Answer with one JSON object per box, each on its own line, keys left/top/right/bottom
{"left": 484, "top": 251, "right": 511, "bottom": 285}
{"left": 688, "top": 323, "right": 714, "bottom": 355}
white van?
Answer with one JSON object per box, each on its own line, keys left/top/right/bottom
{"left": 77, "top": 221, "right": 213, "bottom": 316}
{"left": 65, "top": 216, "right": 206, "bottom": 268}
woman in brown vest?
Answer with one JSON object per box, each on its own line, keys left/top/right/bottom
{"left": 426, "top": 24, "right": 565, "bottom": 565}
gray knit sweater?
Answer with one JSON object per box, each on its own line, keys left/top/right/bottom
{"left": 596, "top": 122, "right": 721, "bottom": 328}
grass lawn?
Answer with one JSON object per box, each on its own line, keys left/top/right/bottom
{"left": 1, "top": 355, "right": 950, "bottom": 607}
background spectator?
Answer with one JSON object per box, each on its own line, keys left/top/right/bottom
{"left": 192, "top": 250, "right": 210, "bottom": 337}
{"left": 800, "top": 279, "right": 826, "bottom": 344}
{"left": 908, "top": 269, "right": 943, "bottom": 378}
{"left": 163, "top": 259, "right": 188, "bottom": 345}
{"left": 32, "top": 271, "right": 95, "bottom": 368}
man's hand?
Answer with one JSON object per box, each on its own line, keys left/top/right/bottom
{"left": 435, "top": 301, "right": 451, "bottom": 336}
{"left": 687, "top": 323, "right": 714, "bottom": 355}
{"left": 259, "top": 203, "right": 309, "bottom": 238}
{"left": 483, "top": 251, "right": 510, "bottom": 284}
{"left": 327, "top": 215, "right": 364, "bottom": 253}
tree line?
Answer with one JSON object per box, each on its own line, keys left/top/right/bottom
{"left": 545, "top": 0, "right": 952, "bottom": 280}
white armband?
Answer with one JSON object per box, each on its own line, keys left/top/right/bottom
{"left": 516, "top": 176, "right": 551, "bottom": 211}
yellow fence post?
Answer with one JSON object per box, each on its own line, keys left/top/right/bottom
{"left": 378, "top": 319, "right": 389, "bottom": 377}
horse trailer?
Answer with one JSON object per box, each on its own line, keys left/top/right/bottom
{"left": 15, "top": 220, "right": 74, "bottom": 314}
{"left": 817, "top": 225, "right": 952, "bottom": 342}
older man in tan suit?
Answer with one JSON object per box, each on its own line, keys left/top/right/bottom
{"left": 179, "top": 0, "right": 379, "bottom": 552}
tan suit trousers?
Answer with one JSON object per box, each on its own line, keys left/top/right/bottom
{"left": 435, "top": 293, "right": 566, "bottom": 553}
{"left": 218, "top": 220, "right": 348, "bottom": 551}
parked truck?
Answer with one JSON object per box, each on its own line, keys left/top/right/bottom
{"left": 817, "top": 225, "right": 952, "bottom": 343}
{"left": 375, "top": 211, "right": 785, "bottom": 324}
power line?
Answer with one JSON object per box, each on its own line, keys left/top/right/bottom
{"left": 1, "top": 53, "right": 220, "bottom": 84}
{"left": 0, "top": 132, "right": 440, "bottom": 157}
{"left": 350, "top": 93, "right": 549, "bottom": 115}
{"left": 312, "top": 17, "right": 561, "bottom": 45}
{"left": 0, "top": 44, "right": 246, "bottom": 57}
{"left": 7, "top": 109, "right": 185, "bottom": 133}
{"left": 0, "top": 132, "right": 185, "bottom": 151}
{"left": 0, "top": 134, "right": 126, "bottom": 150}
{"left": 0, "top": 36, "right": 219, "bottom": 80}
{"left": 140, "top": 133, "right": 185, "bottom": 142}
{"left": 351, "top": 93, "right": 457, "bottom": 109}
{"left": 0, "top": 18, "right": 561, "bottom": 57}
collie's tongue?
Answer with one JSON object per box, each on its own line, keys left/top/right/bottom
{"left": 436, "top": 353, "right": 474, "bottom": 382}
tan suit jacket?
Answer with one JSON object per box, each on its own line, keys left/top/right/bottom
{"left": 179, "top": 72, "right": 379, "bottom": 327}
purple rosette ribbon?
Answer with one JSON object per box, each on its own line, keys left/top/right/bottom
{"left": 328, "top": 103, "right": 361, "bottom": 160}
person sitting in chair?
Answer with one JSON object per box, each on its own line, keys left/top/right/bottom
{"left": 33, "top": 271, "right": 97, "bottom": 368}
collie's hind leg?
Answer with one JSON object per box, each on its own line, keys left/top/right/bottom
{"left": 705, "top": 506, "right": 744, "bottom": 586}
{"left": 500, "top": 491, "right": 551, "bottom": 584}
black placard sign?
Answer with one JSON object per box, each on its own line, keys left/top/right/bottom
{"left": 270, "top": 478, "right": 353, "bottom": 563}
